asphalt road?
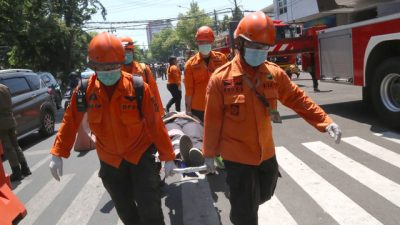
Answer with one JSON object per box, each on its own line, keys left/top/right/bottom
{"left": 4, "top": 72, "right": 400, "bottom": 225}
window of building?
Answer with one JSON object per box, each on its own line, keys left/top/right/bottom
{"left": 278, "top": 0, "right": 288, "bottom": 15}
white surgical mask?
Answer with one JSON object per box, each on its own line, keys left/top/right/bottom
{"left": 198, "top": 44, "right": 212, "bottom": 55}
{"left": 96, "top": 69, "right": 121, "bottom": 86}
{"left": 244, "top": 48, "right": 268, "bottom": 67}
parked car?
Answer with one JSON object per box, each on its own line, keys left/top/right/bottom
{"left": 37, "top": 72, "right": 62, "bottom": 109}
{"left": 0, "top": 69, "right": 57, "bottom": 139}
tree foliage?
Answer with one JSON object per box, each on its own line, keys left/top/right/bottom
{"left": 176, "top": 2, "right": 213, "bottom": 50}
{"left": 0, "top": 0, "right": 105, "bottom": 80}
{"left": 149, "top": 28, "right": 185, "bottom": 63}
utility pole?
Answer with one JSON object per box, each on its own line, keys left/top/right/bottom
{"left": 214, "top": 9, "right": 219, "bottom": 35}
{"left": 233, "top": 0, "right": 239, "bottom": 21}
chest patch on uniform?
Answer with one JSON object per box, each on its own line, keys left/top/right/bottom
{"left": 223, "top": 78, "right": 243, "bottom": 93}
{"left": 230, "top": 104, "right": 239, "bottom": 116}
{"left": 88, "top": 104, "right": 101, "bottom": 109}
{"left": 121, "top": 104, "right": 136, "bottom": 110}
{"left": 263, "top": 81, "right": 274, "bottom": 89}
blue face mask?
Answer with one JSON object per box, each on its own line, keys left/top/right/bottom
{"left": 244, "top": 48, "right": 268, "bottom": 67}
{"left": 124, "top": 53, "right": 133, "bottom": 64}
{"left": 198, "top": 44, "right": 212, "bottom": 55}
{"left": 96, "top": 69, "right": 121, "bottom": 86}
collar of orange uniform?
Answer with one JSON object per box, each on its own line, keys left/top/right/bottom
{"left": 192, "top": 51, "right": 217, "bottom": 64}
{"left": 231, "top": 54, "right": 271, "bottom": 78}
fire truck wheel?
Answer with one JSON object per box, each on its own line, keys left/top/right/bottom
{"left": 371, "top": 57, "right": 400, "bottom": 128}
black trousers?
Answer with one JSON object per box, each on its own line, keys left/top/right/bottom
{"left": 224, "top": 156, "right": 280, "bottom": 225}
{"left": 98, "top": 146, "right": 164, "bottom": 225}
{"left": 166, "top": 84, "right": 181, "bottom": 112}
{"left": 191, "top": 109, "right": 204, "bottom": 122}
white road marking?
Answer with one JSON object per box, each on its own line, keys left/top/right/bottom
{"left": 24, "top": 149, "right": 50, "bottom": 156}
{"left": 258, "top": 196, "right": 298, "bottom": 225}
{"left": 19, "top": 174, "right": 74, "bottom": 225}
{"left": 374, "top": 132, "right": 400, "bottom": 145}
{"left": 55, "top": 170, "right": 105, "bottom": 225}
{"left": 342, "top": 136, "right": 400, "bottom": 169}
{"left": 277, "top": 146, "right": 382, "bottom": 225}
{"left": 13, "top": 179, "right": 33, "bottom": 195}
{"left": 30, "top": 155, "right": 51, "bottom": 172}
{"left": 303, "top": 141, "right": 400, "bottom": 208}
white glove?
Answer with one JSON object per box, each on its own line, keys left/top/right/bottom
{"left": 164, "top": 160, "right": 176, "bottom": 177}
{"left": 326, "top": 122, "right": 342, "bottom": 144}
{"left": 205, "top": 157, "right": 216, "bottom": 174}
{"left": 49, "top": 155, "right": 63, "bottom": 181}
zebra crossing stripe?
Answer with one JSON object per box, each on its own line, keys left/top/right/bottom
{"left": 30, "top": 155, "right": 51, "bottom": 172}
{"left": 258, "top": 196, "right": 298, "bottom": 225}
{"left": 342, "top": 136, "right": 400, "bottom": 169}
{"left": 276, "top": 146, "right": 382, "bottom": 225}
{"left": 25, "top": 149, "right": 50, "bottom": 156}
{"left": 374, "top": 132, "right": 400, "bottom": 145}
{"left": 19, "top": 174, "right": 74, "bottom": 225}
{"left": 55, "top": 170, "right": 106, "bottom": 225}
{"left": 303, "top": 141, "right": 400, "bottom": 208}
{"left": 13, "top": 179, "right": 33, "bottom": 195}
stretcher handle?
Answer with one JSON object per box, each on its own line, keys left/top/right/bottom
{"left": 172, "top": 165, "right": 207, "bottom": 174}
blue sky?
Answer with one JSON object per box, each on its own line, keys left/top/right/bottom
{"left": 88, "top": 0, "right": 273, "bottom": 48}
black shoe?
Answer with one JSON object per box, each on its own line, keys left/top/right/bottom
{"left": 179, "top": 135, "right": 192, "bottom": 164}
{"left": 10, "top": 166, "right": 23, "bottom": 182}
{"left": 189, "top": 147, "right": 204, "bottom": 167}
{"left": 21, "top": 161, "right": 32, "bottom": 177}
{"left": 314, "top": 88, "right": 321, "bottom": 92}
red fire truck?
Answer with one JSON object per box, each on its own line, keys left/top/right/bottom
{"left": 269, "top": 13, "right": 400, "bottom": 127}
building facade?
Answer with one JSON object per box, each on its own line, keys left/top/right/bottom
{"left": 146, "top": 20, "right": 173, "bottom": 45}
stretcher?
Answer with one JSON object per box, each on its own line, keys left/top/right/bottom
{"left": 172, "top": 165, "right": 207, "bottom": 174}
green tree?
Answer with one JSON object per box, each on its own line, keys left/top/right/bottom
{"left": 176, "top": 1, "right": 213, "bottom": 50}
{"left": 150, "top": 28, "right": 185, "bottom": 62}
{"left": 0, "top": 0, "right": 106, "bottom": 80}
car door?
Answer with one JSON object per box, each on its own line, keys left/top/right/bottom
{"left": 1, "top": 76, "right": 36, "bottom": 135}
{"left": 26, "top": 74, "right": 49, "bottom": 129}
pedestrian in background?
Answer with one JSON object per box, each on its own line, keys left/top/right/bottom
{"left": 0, "top": 83, "right": 31, "bottom": 181}
{"left": 203, "top": 12, "right": 342, "bottom": 225}
{"left": 49, "top": 32, "right": 176, "bottom": 225}
{"left": 166, "top": 56, "right": 182, "bottom": 112}
{"left": 184, "top": 26, "right": 228, "bottom": 121}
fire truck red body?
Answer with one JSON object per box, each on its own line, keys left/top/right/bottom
{"left": 269, "top": 13, "right": 400, "bottom": 127}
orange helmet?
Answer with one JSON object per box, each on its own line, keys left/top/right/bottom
{"left": 88, "top": 32, "right": 124, "bottom": 68}
{"left": 234, "top": 11, "right": 276, "bottom": 45}
{"left": 195, "top": 26, "right": 215, "bottom": 42}
{"left": 119, "top": 36, "right": 135, "bottom": 50}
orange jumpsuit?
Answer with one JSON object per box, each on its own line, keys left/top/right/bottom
{"left": 203, "top": 55, "right": 332, "bottom": 165}
{"left": 51, "top": 72, "right": 175, "bottom": 168}
{"left": 184, "top": 51, "right": 228, "bottom": 111}
{"left": 122, "top": 61, "right": 164, "bottom": 115}
{"left": 167, "top": 65, "right": 181, "bottom": 85}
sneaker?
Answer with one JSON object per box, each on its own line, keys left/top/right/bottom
{"left": 179, "top": 135, "right": 192, "bottom": 164}
{"left": 215, "top": 156, "right": 225, "bottom": 169}
{"left": 189, "top": 148, "right": 204, "bottom": 167}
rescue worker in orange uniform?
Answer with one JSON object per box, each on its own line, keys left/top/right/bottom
{"left": 166, "top": 56, "right": 182, "bottom": 112}
{"left": 120, "top": 36, "right": 165, "bottom": 115}
{"left": 184, "top": 26, "right": 228, "bottom": 121}
{"left": 203, "top": 12, "right": 342, "bottom": 225}
{"left": 49, "top": 32, "right": 176, "bottom": 225}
